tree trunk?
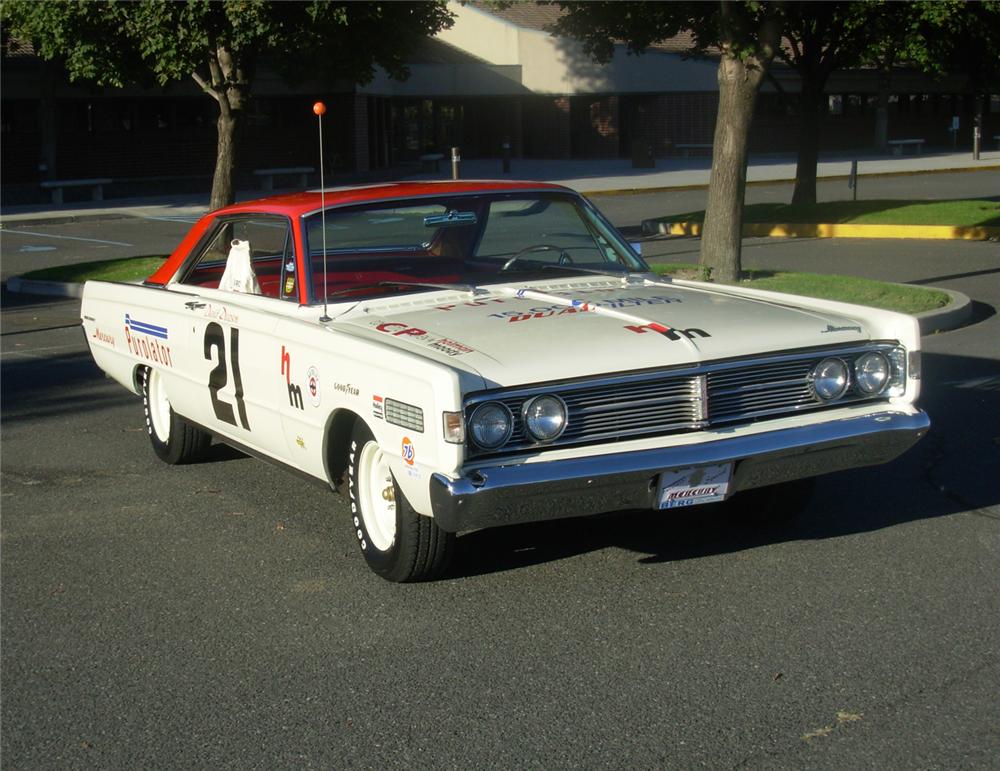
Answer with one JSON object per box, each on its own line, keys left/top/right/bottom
{"left": 700, "top": 55, "right": 763, "bottom": 284}
{"left": 209, "top": 105, "right": 242, "bottom": 211}
{"left": 38, "top": 59, "right": 58, "bottom": 181}
{"left": 874, "top": 59, "right": 892, "bottom": 152}
{"left": 791, "top": 83, "right": 824, "bottom": 205}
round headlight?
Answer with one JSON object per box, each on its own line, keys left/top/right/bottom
{"left": 855, "top": 351, "right": 890, "bottom": 394}
{"left": 468, "top": 402, "right": 513, "bottom": 449}
{"left": 810, "top": 357, "right": 849, "bottom": 401}
{"left": 522, "top": 394, "right": 567, "bottom": 442}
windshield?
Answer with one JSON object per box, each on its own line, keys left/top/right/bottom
{"left": 302, "top": 191, "right": 647, "bottom": 304}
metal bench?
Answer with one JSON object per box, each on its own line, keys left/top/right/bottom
{"left": 40, "top": 177, "right": 112, "bottom": 205}
{"left": 253, "top": 166, "right": 314, "bottom": 191}
{"left": 887, "top": 139, "right": 925, "bottom": 156}
{"left": 674, "top": 142, "right": 712, "bottom": 158}
{"left": 419, "top": 153, "right": 445, "bottom": 172}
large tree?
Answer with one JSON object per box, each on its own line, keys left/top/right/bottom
{"left": 554, "top": 1, "right": 780, "bottom": 283}
{"left": 779, "top": 1, "right": 966, "bottom": 204}
{"left": 2, "top": 0, "right": 454, "bottom": 210}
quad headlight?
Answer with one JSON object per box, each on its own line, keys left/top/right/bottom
{"left": 522, "top": 394, "right": 567, "bottom": 442}
{"left": 854, "top": 351, "right": 891, "bottom": 395}
{"left": 468, "top": 401, "right": 513, "bottom": 449}
{"left": 810, "top": 357, "right": 850, "bottom": 401}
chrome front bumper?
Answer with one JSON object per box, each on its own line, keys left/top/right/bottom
{"left": 429, "top": 410, "right": 930, "bottom": 532}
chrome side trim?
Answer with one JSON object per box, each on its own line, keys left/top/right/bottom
{"left": 429, "top": 409, "right": 929, "bottom": 532}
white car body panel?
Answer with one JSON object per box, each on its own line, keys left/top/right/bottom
{"left": 83, "top": 269, "right": 923, "bottom": 520}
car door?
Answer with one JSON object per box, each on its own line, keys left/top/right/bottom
{"left": 167, "top": 214, "right": 298, "bottom": 464}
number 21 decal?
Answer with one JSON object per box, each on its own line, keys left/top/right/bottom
{"left": 204, "top": 322, "right": 250, "bottom": 430}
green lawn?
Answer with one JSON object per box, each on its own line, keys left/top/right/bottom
{"left": 650, "top": 263, "right": 950, "bottom": 315}
{"left": 661, "top": 199, "right": 1000, "bottom": 227}
{"left": 22, "top": 256, "right": 167, "bottom": 283}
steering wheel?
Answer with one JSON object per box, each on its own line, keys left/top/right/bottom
{"left": 501, "top": 244, "right": 574, "bottom": 272}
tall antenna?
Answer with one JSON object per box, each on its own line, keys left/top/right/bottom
{"left": 314, "top": 101, "right": 331, "bottom": 322}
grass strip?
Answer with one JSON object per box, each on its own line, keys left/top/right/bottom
{"left": 650, "top": 263, "right": 950, "bottom": 315}
{"left": 22, "top": 256, "right": 167, "bottom": 284}
{"left": 660, "top": 199, "right": 1000, "bottom": 227}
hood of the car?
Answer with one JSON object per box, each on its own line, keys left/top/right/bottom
{"left": 333, "top": 278, "right": 871, "bottom": 388}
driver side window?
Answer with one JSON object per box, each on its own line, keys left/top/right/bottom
{"left": 179, "top": 216, "right": 295, "bottom": 300}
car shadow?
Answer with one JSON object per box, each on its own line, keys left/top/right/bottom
{"left": 450, "top": 349, "right": 1000, "bottom": 579}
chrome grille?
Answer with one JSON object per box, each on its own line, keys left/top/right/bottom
{"left": 707, "top": 360, "right": 816, "bottom": 423}
{"left": 465, "top": 343, "right": 903, "bottom": 458}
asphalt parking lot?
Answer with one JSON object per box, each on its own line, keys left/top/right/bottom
{"left": 2, "top": 177, "right": 999, "bottom": 766}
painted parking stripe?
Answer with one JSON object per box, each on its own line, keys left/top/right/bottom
{"left": 4, "top": 229, "right": 133, "bottom": 247}
{"left": 138, "top": 215, "right": 201, "bottom": 224}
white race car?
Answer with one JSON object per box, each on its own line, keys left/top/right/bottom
{"left": 81, "top": 181, "right": 929, "bottom": 581}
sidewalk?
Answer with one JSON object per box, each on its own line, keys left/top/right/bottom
{"left": 2, "top": 149, "right": 997, "bottom": 224}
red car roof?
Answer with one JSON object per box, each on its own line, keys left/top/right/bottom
{"left": 214, "top": 179, "right": 573, "bottom": 218}
{"left": 147, "top": 179, "right": 575, "bottom": 287}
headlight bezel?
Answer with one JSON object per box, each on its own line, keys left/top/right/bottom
{"left": 468, "top": 401, "right": 513, "bottom": 450}
{"left": 521, "top": 394, "right": 568, "bottom": 443}
{"left": 854, "top": 350, "right": 891, "bottom": 395}
{"left": 810, "top": 357, "right": 851, "bottom": 401}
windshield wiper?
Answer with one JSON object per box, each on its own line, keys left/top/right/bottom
{"left": 323, "top": 280, "right": 487, "bottom": 300}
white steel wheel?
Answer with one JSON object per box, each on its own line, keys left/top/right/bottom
{"left": 356, "top": 439, "right": 397, "bottom": 552}
{"left": 347, "top": 420, "right": 455, "bottom": 582}
{"left": 141, "top": 367, "right": 211, "bottom": 465}
{"left": 147, "top": 368, "right": 173, "bottom": 444}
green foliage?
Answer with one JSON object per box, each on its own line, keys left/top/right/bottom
{"left": 2, "top": 1, "right": 455, "bottom": 93}
{"left": 649, "top": 263, "right": 950, "bottom": 314}
{"left": 552, "top": 1, "right": 778, "bottom": 65}
{"left": 22, "top": 256, "right": 168, "bottom": 284}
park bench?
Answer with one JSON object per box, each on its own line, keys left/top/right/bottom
{"left": 419, "top": 153, "right": 445, "bottom": 172}
{"left": 253, "top": 166, "right": 314, "bottom": 191}
{"left": 40, "top": 177, "right": 112, "bottom": 205}
{"left": 887, "top": 138, "right": 925, "bottom": 156}
{"left": 675, "top": 143, "right": 712, "bottom": 157}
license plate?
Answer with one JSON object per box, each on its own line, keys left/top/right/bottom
{"left": 656, "top": 463, "right": 733, "bottom": 510}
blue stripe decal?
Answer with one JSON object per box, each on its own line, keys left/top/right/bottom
{"left": 125, "top": 313, "right": 169, "bottom": 340}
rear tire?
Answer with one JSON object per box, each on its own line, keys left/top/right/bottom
{"left": 142, "top": 367, "right": 211, "bottom": 465}
{"left": 348, "top": 421, "right": 454, "bottom": 582}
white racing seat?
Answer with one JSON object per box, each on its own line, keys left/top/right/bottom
{"left": 218, "top": 239, "right": 260, "bottom": 294}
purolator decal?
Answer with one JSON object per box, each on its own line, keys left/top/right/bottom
{"left": 124, "top": 314, "right": 172, "bottom": 366}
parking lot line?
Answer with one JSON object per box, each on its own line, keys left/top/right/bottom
{"left": 3, "top": 229, "right": 133, "bottom": 247}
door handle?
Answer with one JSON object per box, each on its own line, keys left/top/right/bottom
{"left": 184, "top": 300, "right": 206, "bottom": 310}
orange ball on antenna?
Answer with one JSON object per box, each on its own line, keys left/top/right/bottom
{"left": 313, "top": 102, "right": 327, "bottom": 116}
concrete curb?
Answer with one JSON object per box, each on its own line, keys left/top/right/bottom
{"left": 3, "top": 275, "right": 974, "bottom": 336}
{"left": 6, "top": 275, "right": 84, "bottom": 298}
{"left": 641, "top": 219, "right": 1000, "bottom": 241}
{"left": 914, "top": 286, "right": 973, "bottom": 335}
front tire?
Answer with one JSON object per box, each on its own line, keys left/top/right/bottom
{"left": 142, "top": 367, "right": 211, "bottom": 465}
{"left": 348, "top": 421, "right": 454, "bottom": 582}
